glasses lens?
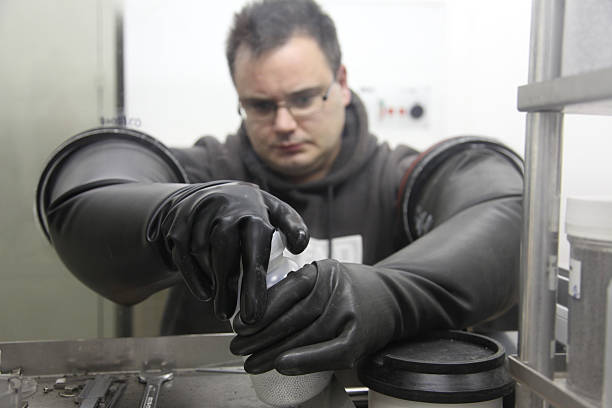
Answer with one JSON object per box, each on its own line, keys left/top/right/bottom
{"left": 239, "top": 83, "right": 332, "bottom": 122}
{"left": 288, "top": 92, "right": 325, "bottom": 119}
{"left": 241, "top": 100, "right": 276, "bottom": 120}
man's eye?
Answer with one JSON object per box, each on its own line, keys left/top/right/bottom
{"left": 289, "top": 94, "right": 316, "bottom": 109}
{"left": 247, "top": 101, "right": 276, "bottom": 114}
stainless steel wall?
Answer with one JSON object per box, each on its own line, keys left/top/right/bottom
{"left": 0, "top": 0, "right": 120, "bottom": 340}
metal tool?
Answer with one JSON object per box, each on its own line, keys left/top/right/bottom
{"left": 102, "top": 381, "right": 126, "bottom": 408}
{"left": 195, "top": 366, "right": 246, "bottom": 374}
{"left": 194, "top": 359, "right": 246, "bottom": 374}
{"left": 137, "top": 371, "right": 174, "bottom": 408}
{"left": 75, "top": 375, "right": 113, "bottom": 408}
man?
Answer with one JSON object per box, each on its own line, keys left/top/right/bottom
{"left": 36, "top": 0, "right": 523, "bottom": 376}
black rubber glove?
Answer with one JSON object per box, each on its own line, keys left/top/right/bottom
{"left": 153, "top": 181, "right": 309, "bottom": 323}
{"left": 231, "top": 194, "right": 522, "bottom": 375}
{"left": 230, "top": 260, "right": 460, "bottom": 375}
{"left": 230, "top": 137, "right": 523, "bottom": 374}
{"left": 37, "top": 129, "right": 310, "bottom": 324}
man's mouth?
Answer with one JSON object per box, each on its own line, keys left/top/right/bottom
{"left": 275, "top": 142, "right": 304, "bottom": 153}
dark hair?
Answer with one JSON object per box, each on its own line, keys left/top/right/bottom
{"left": 226, "top": 0, "right": 342, "bottom": 79}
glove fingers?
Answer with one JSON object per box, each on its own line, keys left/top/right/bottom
{"left": 206, "top": 220, "right": 242, "bottom": 320}
{"left": 275, "top": 326, "right": 357, "bottom": 375}
{"left": 231, "top": 265, "right": 318, "bottom": 348}
{"left": 165, "top": 209, "right": 213, "bottom": 301}
{"left": 171, "top": 243, "right": 212, "bottom": 301}
{"left": 239, "top": 272, "right": 333, "bottom": 373}
{"left": 242, "top": 322, "right": 352, "bottom": 374}
{"left": 239, "top": 217, "right": 275, "bottom": 324}
{"left": 231, "top": 304, "right": 320, "bottom": 355}
{"left": 262, "top": 191, "right": 309, "bottom": 254}
{"left": 241, "top": 331, "right": 309, "bottom": 374}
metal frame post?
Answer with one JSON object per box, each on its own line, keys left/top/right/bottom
{"left": 517, "top": 0, "right": 565, "bottom": 407}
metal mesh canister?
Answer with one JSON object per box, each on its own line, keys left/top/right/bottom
{"left": 565, "top": 196, "right": 612, "bottom": 402}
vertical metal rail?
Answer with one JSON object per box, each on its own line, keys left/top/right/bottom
{"left": 115, "top": 0, "right": 125, "bottom": 123}
{"left": 517, "top": 1, "right": 565, "bottom": 407}
{"left": 604, "top": 282, "right": 612, "bottom": 408}
{"left": 113, "top": 1, "right": 134, "bottom": 338}
{"left": 107, "top": 0, "right": 132, "bottom": 338}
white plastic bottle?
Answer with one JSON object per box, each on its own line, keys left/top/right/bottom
{"left": 245, "top": 230, "right": 333, "bottom": 407}
{"left": 264, "top": 230, "right": 298, "bottom": 287}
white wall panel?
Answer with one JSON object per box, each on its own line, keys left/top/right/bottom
{"left": 124, "top": 0, "right": 531, "bottom": 152}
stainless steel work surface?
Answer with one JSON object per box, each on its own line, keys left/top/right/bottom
{"left": 23, "top": 372, "right": 359, "bottom": 408}
{"left": 0, "top": 334, "right": 361, "bottom": 407}
{"left": 0, "top": 334, "right": 237, "bottom": 376}
{"left": 22, "top": 370, "right": 264, "bottom": 408}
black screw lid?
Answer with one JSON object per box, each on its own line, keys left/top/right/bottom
{"left": 357, "top": 330, "right": 515, "bottom": 404}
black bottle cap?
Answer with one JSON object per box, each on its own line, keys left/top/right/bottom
{"left": 357, "top": 330, "right": 515, "bottom": 403}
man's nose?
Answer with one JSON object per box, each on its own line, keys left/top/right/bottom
{"left": 273, "top": 106, "right": 298, "bottom": 133}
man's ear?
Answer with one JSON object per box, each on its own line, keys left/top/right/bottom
{"left": 336, "top": 65, "right": 351, "bottom": 106}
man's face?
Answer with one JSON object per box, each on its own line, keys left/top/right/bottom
{"left": 233, "top": 35, "right": 351, "bottom": 184}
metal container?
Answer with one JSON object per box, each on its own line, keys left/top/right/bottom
{"left": 565, "top": 196, "right": 612, "bottom": 402}
{"left": 249, "top": 369, "right": 333, "bottom": 407}
{"left": 357, "top": 331, "right": 514, "bottom": 407}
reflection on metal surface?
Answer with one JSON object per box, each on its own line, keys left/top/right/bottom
{"left": 0, "top": 334, "right": 235, "bottom": 376}
{"left": 195, "top": 366, "right": 246, "bottom": 374}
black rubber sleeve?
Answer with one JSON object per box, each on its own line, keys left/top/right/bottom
{"left": 389, "top": 137, "right": 524, "bottom": 327}
{"left": 36, "top": 128, "right": 191, "bottom": 304}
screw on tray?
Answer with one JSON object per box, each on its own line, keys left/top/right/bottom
{"left": 50, "top": 375, "right": 94, "bottom": 398}
{"left": 54, "top": 375, "right": 94, "bottom": 390}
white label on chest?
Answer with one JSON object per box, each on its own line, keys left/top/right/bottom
{"left": 285, "top": 235, "right": 363, "bottom": 268}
